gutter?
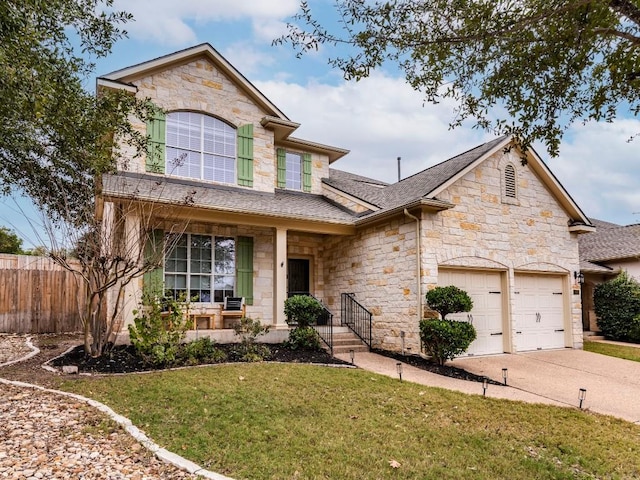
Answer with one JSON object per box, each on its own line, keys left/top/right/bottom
{"left": 404, "top": 209, "right": 422, "bottom": 332}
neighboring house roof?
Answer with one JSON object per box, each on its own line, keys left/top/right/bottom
{"left": 588, "top": 218, "right": 621, "bottom": 230}
{"left": 579, "top": 223, "right": 640, "bottom": 263}
{"left": 327, "top": 136, "right": 593, "bottom": 229}
{"left": 102, "top": 173, "right": 358, "bottom": 226}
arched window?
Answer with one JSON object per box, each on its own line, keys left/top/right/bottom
{"left": 504, "top": 163, "right": 517, "bottom": 199}
{"left": 165, "top": 112, "right": 236, "bottom": 183}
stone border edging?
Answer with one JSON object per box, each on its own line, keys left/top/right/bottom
{"left": 0, "top": 336, "right": 40, "bottom": 368}
{"left": 0, "top": 377, "right": 234, "bottom": 480}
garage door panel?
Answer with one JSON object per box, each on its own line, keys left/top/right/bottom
{"left": 514, "top": 274, "right": 566, "bottom": 351}
{"left": 439, "top": 270, "right": 504, "bottom": 356}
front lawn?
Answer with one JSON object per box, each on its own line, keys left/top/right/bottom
{"left": 583, "top": 341, "right": 640, "bottom": 362}
{"left": 60, "top": 363, "right": 640, "bottom": 480}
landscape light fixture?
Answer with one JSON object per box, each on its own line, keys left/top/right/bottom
{"left": 482, "top": 377, "right": 489, "bottom": 396}
{"left": 502, "top": 368, "right": 508, "bottom": 386}
{"left": 574, "top": 271, "right": 585, "bottom": 285}
{"left": 579, "top": 388, "right": 587, "bottom": 409}
{"left": 396, "top": 362, "right": 403, "bottom": 381}
{"left": 349, "top": 349, "right": 355, "bottom": 365}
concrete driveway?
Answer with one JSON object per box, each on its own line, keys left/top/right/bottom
{"left": 451, "top": 349, "right": 640, "bottom": 424}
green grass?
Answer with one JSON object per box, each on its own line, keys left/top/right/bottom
{"left": 584, "top": 341, "right": 640, "bottom": 362}
{"left": 60, "top": 364, "right": 640, "bottom": 480}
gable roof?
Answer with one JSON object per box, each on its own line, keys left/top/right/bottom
{"left": 327, "top": 136, "right": 593, "bottom": 228}
{"left": 98, "top": 43, "right": 289, "bottom": 120}
{"left": 579, "top": 223, "right": 640, "bottom": 263}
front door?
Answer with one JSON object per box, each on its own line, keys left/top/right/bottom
{"left": 288, "top": 259, "right": 310, "bottom": 296}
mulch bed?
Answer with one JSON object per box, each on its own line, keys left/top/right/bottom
{"left": 49, "top": 341, "right": 492, "bottom": 384}
{"left": 50, "top": 343, "right": 350, "bottom": 374}
{"left": 372, "top": 348, "right": 502, "bottom": 385}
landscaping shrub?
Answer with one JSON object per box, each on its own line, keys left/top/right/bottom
{"left": 419, "top": 318, "right": 477, "bottom": 365}
{"left": 283, "top": 295, "right": 325, "bottom": 351}
{"left": 594, "top": 271, "right": 640, "bottom": 342}
{"left": 284, "top": 295, "right": 325, "bottom": 327}
{"left": 128, "top": 294, "right": 190, "bottom": 366}
{"left": 425, "top": 285, "right": 473, "bottom": 320}
{"left": 421, "top": 285, "right": 475, "bottom": 364}
{"left": 180, "top": 337, "right": 227, "bottom": 365}
{"left": 286, "top": 326, "right": 322, "bottom": 351}
{"left": 232, "top": 317, "right": 271, "bottom": 361}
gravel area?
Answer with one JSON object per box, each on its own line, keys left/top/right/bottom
{"left": 0, "top": 334, "right": 36, "bottom": 365}
{"left": 0, "top": 335, "right": 202, "bottom": 480}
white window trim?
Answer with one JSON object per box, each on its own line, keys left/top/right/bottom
{"left": 165, "top": 112, "right": 237, "bottom": 184}
{"left": 164, "top": 234, "right": 236, "bottom": 304}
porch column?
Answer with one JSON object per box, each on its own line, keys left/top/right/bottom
{"left": 273, "top": 227, "right": 288, "bottom": 328}
{"left": 119, "top": 210, "right": 142, "bottom": 333}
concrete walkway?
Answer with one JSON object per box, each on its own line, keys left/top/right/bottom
{"left": 336, "top": 348, "right": 640, "bottom": 425}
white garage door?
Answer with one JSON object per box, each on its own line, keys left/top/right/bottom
{"left": 438, "top": 269, "right": 505, "bottom": 356}
{"left": 514, "top": 274, "right": 566, "bottom": 351}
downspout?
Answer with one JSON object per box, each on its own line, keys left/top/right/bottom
{"left": 403, "top": 209, "right": 422, "bottom": 330}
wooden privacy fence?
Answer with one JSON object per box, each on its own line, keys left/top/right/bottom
{"left": 0, "top": 254, "right": 86, "bottom": 333}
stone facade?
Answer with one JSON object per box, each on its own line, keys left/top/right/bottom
{"left": 322, "top": 217, "right": 421, "bottom": 351}
{"left": 123, "top": 57, "right": 331, "bottom": 195}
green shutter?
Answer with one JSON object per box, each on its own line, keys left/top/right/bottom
{"left": 237, "top": 124, "right": 254, "bottom": 187}
{"left": 276, "top": 148, "right": 286, "bottom": 188}
{"left": 303, "top": 152, "right": 312, "bottom": 192}
{"left": 236, "top": 236, "right": 254, "bottom": 305}
{"left": 146, "top": 111, "right": 166, "bottom": 173}
{"left": 143, "top": 229, "right": 164, "bottom": 298}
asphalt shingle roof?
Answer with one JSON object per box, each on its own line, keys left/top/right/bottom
{"left": 324, "top": 136, "right": 508, "bottom": 216}
{"left": 102, "top": 173, "right": 357, "bottom": 224}
{"left": 579, "top": 223, "right": 640, "bottom": 263}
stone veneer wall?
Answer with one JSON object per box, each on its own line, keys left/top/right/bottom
{"left": 120, "top": 57, "right": 332, "bottom": 196}
{"left": 117, "top": 222, "right": 275, "bottom": 331}
{"left": 322, "top": 217, "right": 422, "bottom": 351}
{"left": 287, "top": 233, "right": 327, "bottom": 302}
{"left": 128, "top": 58, "right": 276, "bottom": 192}
{"left": 421, "top": 149, "right": 583, "bottom": 350}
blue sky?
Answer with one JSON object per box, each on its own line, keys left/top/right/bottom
{"left": 2, "top": 0, "right": 640, "bottom": 247}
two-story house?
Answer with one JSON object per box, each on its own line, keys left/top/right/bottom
{"left": 99, "top": 43, "right": 594, "bottom": 356}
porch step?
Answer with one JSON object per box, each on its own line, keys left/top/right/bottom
{"left": 324, "top": 329, "right": 369, "bottom": 354}
{"left": 584, "top": 335, "right": 606, "bottom": 341}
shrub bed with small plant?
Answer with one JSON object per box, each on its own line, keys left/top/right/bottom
{"left": 594, "top": 271, "right": 640, "bottom": 342}
{"left": 420, "top": 285, "right": 476, "bottom": 365}
{"left": 284, "top": 295, "right": 324, "bottom": 351}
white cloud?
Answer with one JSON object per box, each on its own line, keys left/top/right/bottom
{"left": 256, "top": 73, "right": 492, "bottom": 183}
{"left": 112, "top": 0, "right": 299, "bottom": 46}
{"left": 222, "top": 42, "right": 276, "bottom": 76}
{"left": 258, "top": 74, "right": 640, "bottom": 225}
{"left": 551, "top": 119, "right": 640, "bottom": 225}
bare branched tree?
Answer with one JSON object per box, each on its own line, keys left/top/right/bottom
{"left": 40, "top": 170, "right": 195, "bottom": 357}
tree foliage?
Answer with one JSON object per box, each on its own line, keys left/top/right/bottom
{"left": 278, "top": 1, "right": 640, "bottom": 155}
{"left": 0, "top": 226, "right": 23, "bottom": 254}
{"left": 594, "top": 271, "right": 640, "bottom": 342}
{"left": 425, "top": 285, "right": 473, "bottom": 320}
{"left": 0, "top": 0, "right": 156, "bottom": 222}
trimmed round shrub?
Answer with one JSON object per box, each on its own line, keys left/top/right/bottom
{"left": 419, "top": 318, "right": 477, "bottom": 365}
{"left": 426, "top": 285, "right": 473, "bottom": 320}
{"left": 286, "top": 326, "right": 322, "bottom": 351}
{"left": 284, "top": 295, "right": 325, "bottom": 328}
{"left": 594, "top": 271, "right": 640, "bottom": 342}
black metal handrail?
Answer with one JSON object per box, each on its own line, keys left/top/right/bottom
{"left": 341, "top": 293, "right": 372, "bottom": 349}
{"left": 287, "top": 293, "right": 333, "bottom": 354}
